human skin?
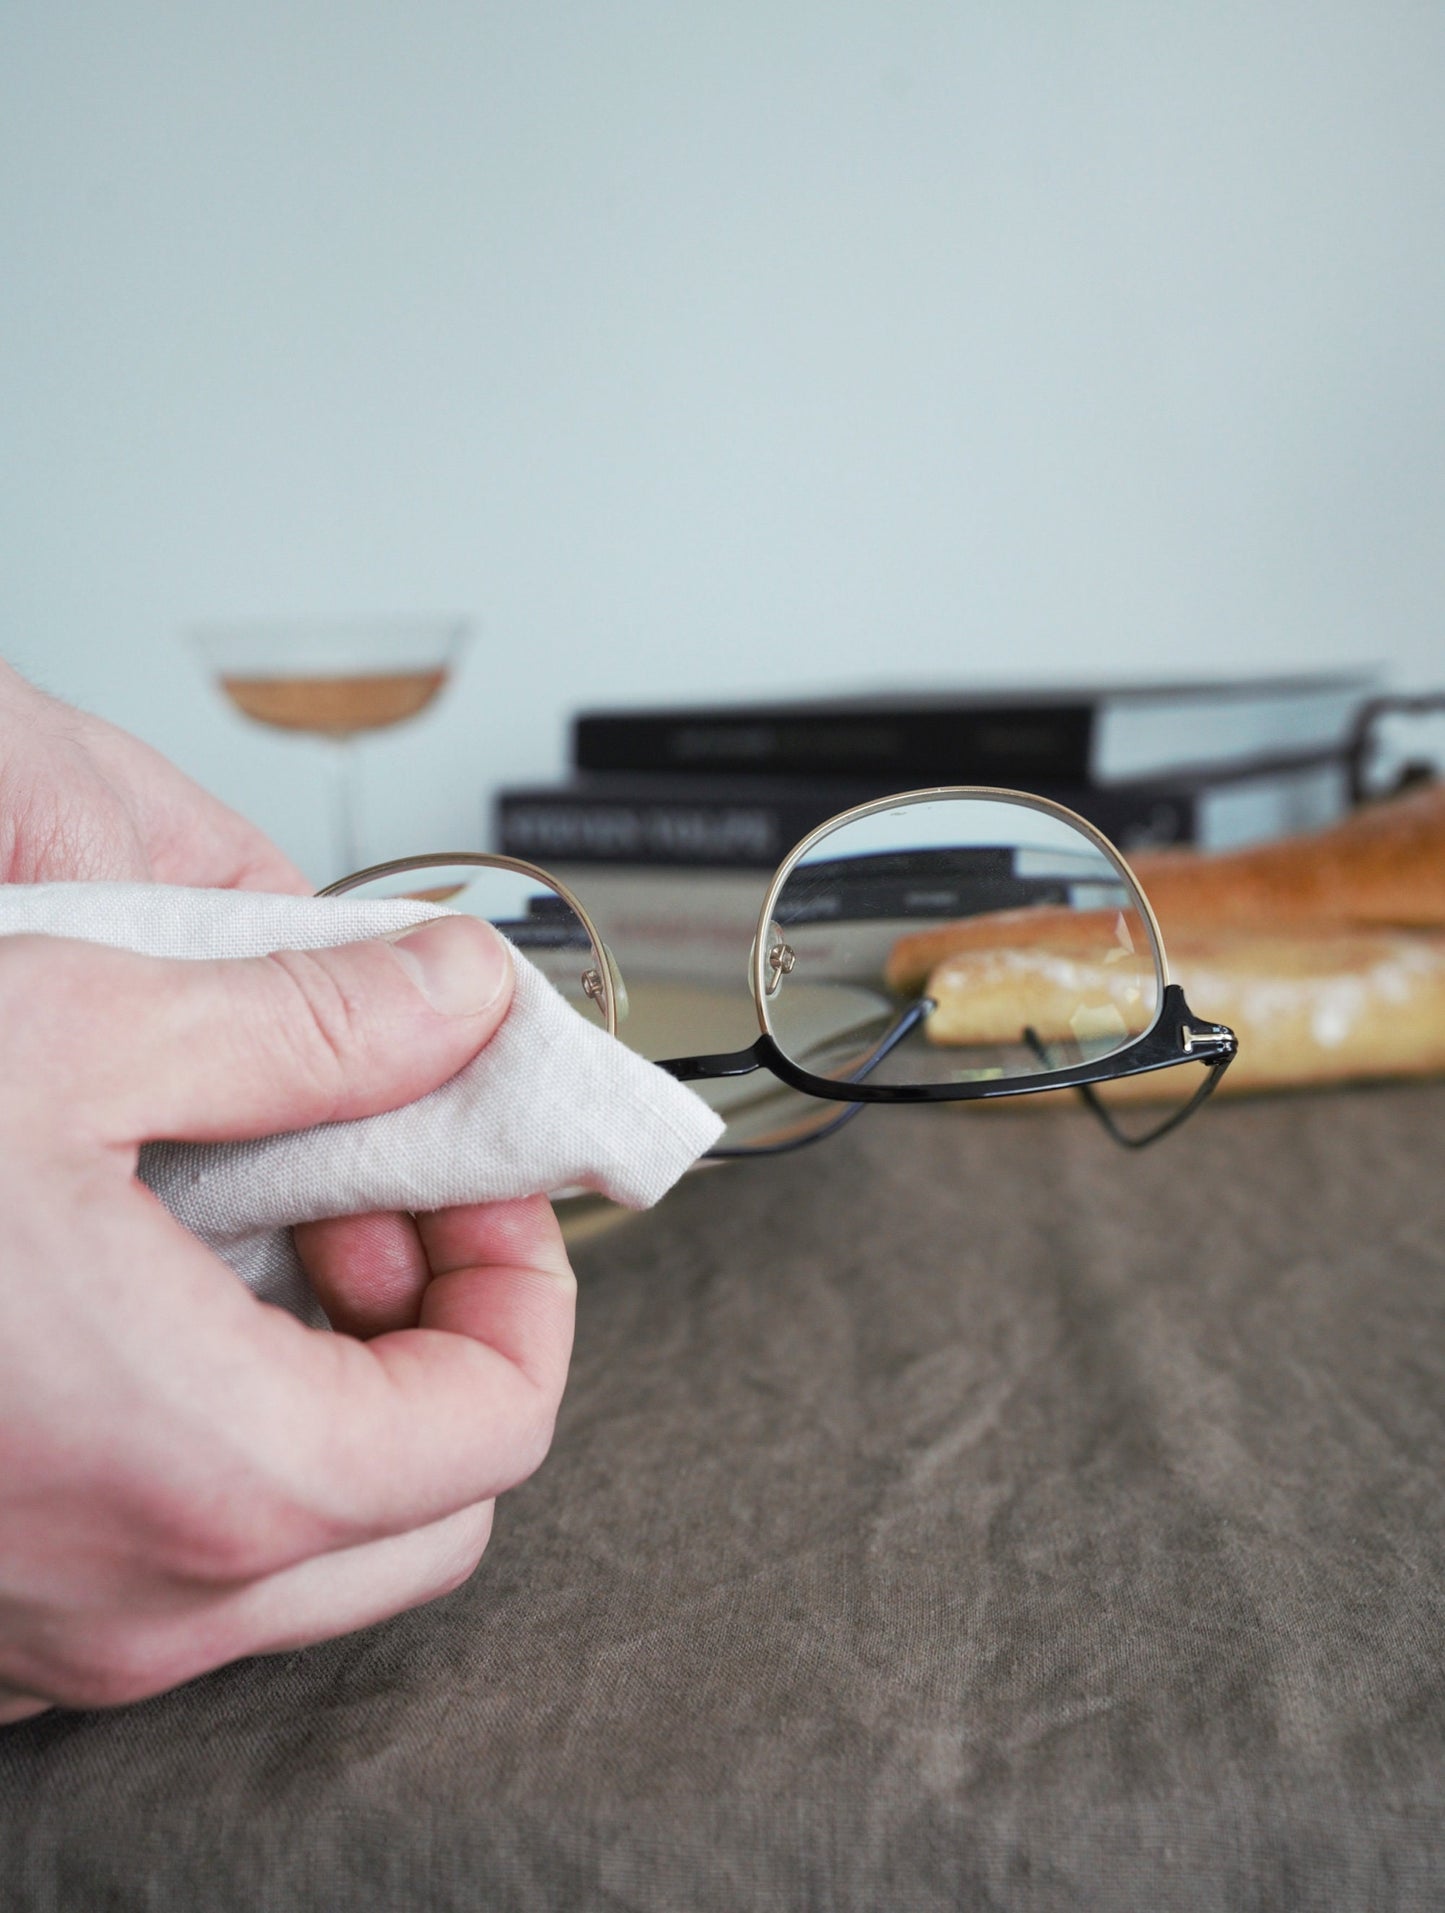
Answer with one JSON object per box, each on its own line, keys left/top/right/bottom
{"left": 0, "top": 667, "right": 577, "bottom": 1722}
{"left": 0, "top": 659, "right": 310, "bottom": 890}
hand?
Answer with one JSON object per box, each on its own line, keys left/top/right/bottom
{"left": 0, "top": 915, "right": 576, "bottom": 1722}
{"left": 0, "top": 660, "right": 309, "bottom": 890}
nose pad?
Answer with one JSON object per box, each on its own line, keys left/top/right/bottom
{"left": 764, "top": 926, "right": 797, "bottom": 998}
{"left": 580, "top": 943, "right": 628, "bottom": 1029}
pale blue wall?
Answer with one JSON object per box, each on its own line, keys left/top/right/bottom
{"left": 3, "top": 3, "right": 1442, "bottom": 882}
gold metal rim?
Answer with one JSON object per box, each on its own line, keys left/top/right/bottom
{"left": 747, "top": 784, "right": 1171, "bottom": 1043}
{"left": 317, "top": 850, "right": 620, "bottom": 1038}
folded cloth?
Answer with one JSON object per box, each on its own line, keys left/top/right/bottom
{"left": 0, "top": 883, "right": 724, "bottom": 1319}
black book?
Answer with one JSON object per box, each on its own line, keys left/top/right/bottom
{"left": 511, "top": 849, "right": 1071, "bottom": 930}
{"left": 495, "top": 753, "right": 1352, "bottom": 871}
{"left": 572, "top": 675, "right": 1372, "bottom": 788}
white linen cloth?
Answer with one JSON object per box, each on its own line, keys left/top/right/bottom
{"left": 0, "top": 883, "right": 724, "bottom": 1319}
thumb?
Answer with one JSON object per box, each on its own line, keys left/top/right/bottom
{"left": 0, "top": 916, "right": 514, "bottom": 1144}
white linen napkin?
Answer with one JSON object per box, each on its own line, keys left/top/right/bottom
{"left": 0, "top": 883, "right": 724, "bottom": 1319}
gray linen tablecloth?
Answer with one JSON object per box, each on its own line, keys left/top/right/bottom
{"left": 3, "top": 1083, "right": 1443, "bottom": 1910}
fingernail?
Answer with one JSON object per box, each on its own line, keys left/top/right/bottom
{"left": 386, "top": 917, "right": 512, "bottom": 1016}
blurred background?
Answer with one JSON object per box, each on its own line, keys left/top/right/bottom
{"left": 2, "top": 1, "right": 1442, "bottom": 884}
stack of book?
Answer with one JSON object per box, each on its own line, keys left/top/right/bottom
{"left": 493, "top": 675, "right": 1374, "bottom": 983}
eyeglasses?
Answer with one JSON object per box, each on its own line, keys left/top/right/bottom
{"left": 318, "top": 787, "right": 1237, "bottom": 1156}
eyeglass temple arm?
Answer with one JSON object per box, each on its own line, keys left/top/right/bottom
{"left": 654, "top": 996, "right": 933, "bottom": 1088}
{"left": 1021, "top": 1024, "right": 1236, "bottom": 1149}
{"left": 699, "top": 998, "right": 936, "bottom": 1160}
{"left": 654, "top": 1045, "right": 766, "bottom": 1084}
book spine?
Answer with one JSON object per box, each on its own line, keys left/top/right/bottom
{"left": 496, "top": 781, "right": 1197, "bottom": 870}
{"left": 573, "top": 705, "right": 1098, "bottom": 785}
{"left": 497, "top": 786, "right": 858, "bottom": 868}
{"left": 497, "top": 758, "right": 1351, "bottom": 869}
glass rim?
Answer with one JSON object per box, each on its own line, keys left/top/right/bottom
{"left": 747, "top": 783, "right": 1171, "bottom": 1053}
{"left": 316, "top": 849, "right": 620, "bottom": 1037}
{"left": 188, "top": 618, "right": 471, "bottom": 670}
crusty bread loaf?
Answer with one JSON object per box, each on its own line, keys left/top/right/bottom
{"left": 1127, "top": 777, "right": 1445, "bottom": 933}
{"left": 924, "top": 928, "right": 1445, "bottom": 1099}
{"left": 885, "top": 782, "right": 1445, "bottom": 1098}
{"left": 886, "top": 782, "right": 1445, "bottom": 996}
{"left": 886, "top": 905, "right": 1148, "bottom": 997}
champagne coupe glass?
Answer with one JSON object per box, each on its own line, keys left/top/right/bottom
{"left": 192, "top": 619, "right": 469, "bottom": 876}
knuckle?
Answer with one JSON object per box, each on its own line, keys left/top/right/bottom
{"left": 0, "top": 939, "right": 36, "bottom": 1019}
{"left": 263, "top": 947, "right": 370, "bottom": 1106}
{"left": 48, "top": 1632, "right": 186, "bottom": 1712}
{"left": 169, "top": 1520, "right": 282, "bottom": 1588}
{"left": 0, "top": 933, "right": 87, "bottom": 1020}
{"left": 0, "top": 938, "right": 115, "bottom": 1117}
{"left": 147, "top": 1482, "right": 327, "bottom": 1587}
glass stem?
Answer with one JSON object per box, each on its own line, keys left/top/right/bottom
{"left": 327, "top": 734, "right": 360, "bottom": 877}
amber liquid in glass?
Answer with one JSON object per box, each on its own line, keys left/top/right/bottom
{"left": 220, "top": 669, "right": 447, "bottom": 736}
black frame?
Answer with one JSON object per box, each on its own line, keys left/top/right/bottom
{"left": 655, "top": 980, "right": 1236, "bottom": 1105}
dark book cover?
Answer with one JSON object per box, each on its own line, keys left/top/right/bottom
{"left": 576, "top": 701, "right": 1094, "bottom": 786}
{"left": 572, "top": 676, "right": 1371, "bottom": 787}
{"left": 495, "top": 754, "right": 1351, "bottom": 869}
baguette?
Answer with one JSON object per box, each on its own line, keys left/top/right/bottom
{"left": 924, "top": 928, "right": 1445, "bottom": 1098}
{"left": 1126, "top": 777, "right": 1445, "bottom": 933}
{"left": 884, "top": 781, "right": 1445, "bottom": 1097}
{"left": 887, "top": 905, "right": 1146, "bottom": 997}
{"left": 885, "top": 779, "right": 1445, "bottom": 995}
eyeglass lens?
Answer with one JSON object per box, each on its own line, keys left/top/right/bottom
{"left": 761, "top": 795, "right": 1164, "bottom": 1094}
